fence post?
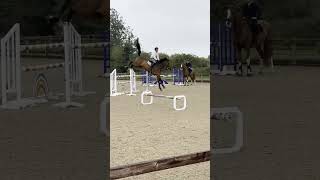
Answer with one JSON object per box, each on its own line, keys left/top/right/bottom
{"left": 291, "top": 37, "right": 297, "bottom": 65}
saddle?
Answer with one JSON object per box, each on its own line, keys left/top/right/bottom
{"left": 148, "top": 60, "right": 159, "bottom": 69}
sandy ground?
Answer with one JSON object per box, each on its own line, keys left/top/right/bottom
{"left": 111, "top": 82, "right": 210, "bottom": 179}
{"left": 213, "top": 66, "right": 320, "bottom": 180}
{"left": 0, "top": 57, "right": 107, "bottom": 179}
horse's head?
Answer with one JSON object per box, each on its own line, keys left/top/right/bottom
{"left": 225, "top": 6, "right": 243, "bottom": 29}
{"left": 159, "top": 57, "right": 171, "bottom": 70}
{"left": 226, "top": 8, "right": 233, "bottom": 28}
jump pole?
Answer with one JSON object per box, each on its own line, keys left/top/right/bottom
{"left": 141, "top": 71, "right": 187, "bottom": 111}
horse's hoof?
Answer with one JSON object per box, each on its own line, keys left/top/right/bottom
{"left": 236, "top": 72, "right": 243, "bottom": 76}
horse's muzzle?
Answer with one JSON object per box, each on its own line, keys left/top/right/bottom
{"left": 226, "top": 20, "right": 232, "bottom": 28}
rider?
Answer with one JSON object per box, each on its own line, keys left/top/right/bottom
{"left": 185, "top": 61, "right": 193, "bottom": 74}
{"left": 242, "top": 0, "right": 262, "bottom": 34}
{"left": 150, "top": 47, "right": 160, "bottom": 66}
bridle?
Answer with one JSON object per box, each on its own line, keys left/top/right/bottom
{"left": 226, "top": 9, "right": 232, "bottom": 28}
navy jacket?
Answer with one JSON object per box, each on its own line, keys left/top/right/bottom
{"left": 242, "top": 1, "right": 261, "bottom": 19}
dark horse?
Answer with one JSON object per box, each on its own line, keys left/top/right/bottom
{"left": 129, "top": 41, "right": 170, "bottom": 91}
{"left": 47, "top": 0, "right": 108, "bottom": 34}
{"left": 181, "top": 63, "right": 196, "bottom": 85}
{"left": 226, "top": 7, "right": 274, "bottom": 76}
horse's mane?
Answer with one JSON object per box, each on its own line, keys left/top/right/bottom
{"left": 159, "top": 57, "right": 169, "bottom": 63}
{"left": 229, "top": 6, "right": 243, "bottom": 23}
{"left": 153, "top": 57, "right": 169, "bottom": 70}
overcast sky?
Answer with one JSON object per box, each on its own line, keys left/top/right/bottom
{"left": 111, "top": 0, "right": 210, "bottom": 58}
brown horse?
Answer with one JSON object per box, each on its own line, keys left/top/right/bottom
{"left": 129, "top": 39, "right": 170, "bottom": 91}
{"left": 181, "top": 63, "right": 196, "bottom": 85}
{"left": 129, "top": 57, "right": 170, "bottom": 91}
{"left": 226, "top": 7, "right": 274, "bottom": 76}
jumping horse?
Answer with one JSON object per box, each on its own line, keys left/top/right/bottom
{"left": 129, "top": 40, "right": 170, "bottom": 91}
{"left": 226, "top": 6, "right": 274, "bottom": 76}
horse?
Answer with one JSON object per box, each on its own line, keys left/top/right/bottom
{"left": 47, "top": 0, "right": 108, "bottom": 34}
{"left": 181, "top": 63, "right": 196, "bottom": 85}
{"left": 128, "top": 40, "right": 170, "bottom": 91}
{"left": 129, "top": 57, "right": 170, "bottom": 91}
{"left": 226, "top": 7, "right": 274, "bottom": 76}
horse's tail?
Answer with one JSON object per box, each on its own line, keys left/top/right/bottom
{"left": 135, "top": 38, "right": 141, "bottom": 56}
{"left": 191, "top": 72, "right": 196, "bottom": 82}
{"left": 264, "top": 22, "right": 273, "bottom": 66}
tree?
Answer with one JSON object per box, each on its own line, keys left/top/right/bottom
{"left": 109, "top": 9, "right": 209, "bottom": 74}
{"left": 110, "top": 8, "right": 137, "bottom": 71}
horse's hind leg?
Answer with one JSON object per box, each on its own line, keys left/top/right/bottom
{"left": 157, "top": 76, "right": 165, "bottom": 90}
{"left": 156, "top": 76, "right": 163, "bottom": 91}
{"left": 158, "top": 80, "right": 162, "bottom": 91}
{"left": 184, "top": 77, "right": 188, "bottom": 86}
{"left": 192, "top": 74, "right": 196, "bottom": 84}
{"left": 189, "top": 76, "right": 193, "bottom": 85}
{"left": 265, "top": 42, "right": 274, "bottom": 73}
{"left": 256, "top": 47, "right": 264, "bottom": 74}
{"left": 190, "top": 75, "right": 195, "bottom": 85}
{"left": 161, "top": 79, "right": 165, "bottom": 89}
{"left": 236, "top": 62, "right": 243, "bottom": 76}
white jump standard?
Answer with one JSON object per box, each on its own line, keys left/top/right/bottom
{"left": 110, "top": 68, "right": 137, "bottom": 96}
{"left": 211, "top": 107, "right": 244, "bottom": 154}
{"left": 1, "top": 23, "right": 95, "bottom": 109}
{"left": 53, "top": 22, "right": 95, "bottom": 108}
{"left": 1, "top": 24, "right": 47, "bottom": 109}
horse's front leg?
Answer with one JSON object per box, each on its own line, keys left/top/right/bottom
{"left": 245, "top": 48, "right": 253, "bottom": 76}
{"left": 235, "top": 48, "right": 243, "bottom": 76}
{"left": 270, "top": 56, "right": 274, "bottom": 72}
{"left": 157, "top": 76, "right": 165, "bottom": 91}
